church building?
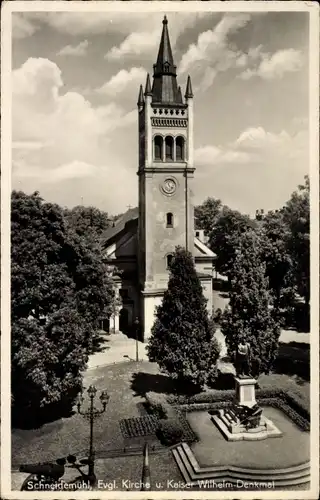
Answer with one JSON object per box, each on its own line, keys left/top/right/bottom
{"left": 102, "top": 16, "right": 215, "bottom": 341}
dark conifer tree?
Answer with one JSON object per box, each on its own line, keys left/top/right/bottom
{"left": 147, "top": 247, "right": 220, "bottom": 389}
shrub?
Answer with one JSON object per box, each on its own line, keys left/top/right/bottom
{"left": 206, "top": 366, "right": 219, "bottom": 388}
{"left": 157, "top": 420, "right": 184, "bottom": 446}
{"left": 145, "top": 392, "right": 171, "bottom": 419}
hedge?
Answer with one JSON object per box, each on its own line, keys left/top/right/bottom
{"left": 167, "top": 388, "right": 309, "bottom": 420}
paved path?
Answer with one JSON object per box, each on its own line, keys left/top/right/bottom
{"left": 87, "top": 332, "right": 148, "bottom": 370}
{"left": 87, "top": 328, "right": 309, "bottom": 370}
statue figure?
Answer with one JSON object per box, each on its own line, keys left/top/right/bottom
{"left": 236, "top": 335, "right": 251, "bottom": 378}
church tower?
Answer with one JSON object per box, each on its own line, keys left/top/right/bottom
{"left": 137, "top": 16, "right": 195, "bottom": 336}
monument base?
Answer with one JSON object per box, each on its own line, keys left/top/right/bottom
{"left": 211, "top": 409, "right": 282, "bottom": 441}
{"left": 235, "top": 376, "right": 257, "bottom": 408}
{"left": 211, "top": 375, "right": 282, "bottom": 441}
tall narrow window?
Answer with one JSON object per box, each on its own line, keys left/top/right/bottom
{"left": 154, "top": 136, "right": 163, "bottom": 161}
{"left": 166, "top": 212, "right": 173, "bottom": 227}
{"left": 176, "top": 136, "right": 184, "bottom": 161}
{"left": 165, "top": 136, "right": 173, "bottom": 161}
{"left": 166, "top": 254, "right": 174, "bottom": 269}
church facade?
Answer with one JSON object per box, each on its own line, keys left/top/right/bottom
{"left": 102, "top": 17, "right": 215, "bottom": 342}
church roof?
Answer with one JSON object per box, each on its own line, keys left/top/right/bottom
{"left": 151, "top": 16, "right": 182, "bottom": 105}
{"left": 101, "top": 207, "right": 138, "bottom": 244}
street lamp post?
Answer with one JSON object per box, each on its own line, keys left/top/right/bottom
{"left": 134, "top": 317, "right": 140, "bottom": 362}
{"left": 76, "top": 385, "right": 110, "bottom": 483}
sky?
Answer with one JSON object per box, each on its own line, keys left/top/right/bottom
{"left": 11, "top": 9, "right": 310, "bottom": 217}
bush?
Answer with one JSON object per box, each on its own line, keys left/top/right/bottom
{"left": 145, "top": 392, "right": 171, "bottom": 419}
{"left": 157, "top": 420, "right": 184, "bottom": 446}
{"left": 206, "top": 366, "right": 219, "bottom": 388}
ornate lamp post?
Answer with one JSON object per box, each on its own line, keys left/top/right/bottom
{"left": 76, "top": 385, "right": 110, "bottom": 480}
{"left": 134, "top": 317, "right": 140, "bottom": 362}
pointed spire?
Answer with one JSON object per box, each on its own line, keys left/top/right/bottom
{"left": 152, "top": 16, "right": 182, "bottom": 104}
{"left": 155, "top": 15, "right": 174, "bottom": 70}
{"left": 137, "top": 84, "right": 144, "bottom": 107}
{"left": 185, "top": 75, "right": 193, "bottom": 99}
{"left": 144, "top": 73, "right": 152, "bottom": 96}
{"left": 177, "top": 86, "right": 183, "bottom": 103}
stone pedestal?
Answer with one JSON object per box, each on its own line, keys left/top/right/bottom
{"left": 235, "top": 377, "right": 257, "bottom": 408}
{"left": 211, "top": 375, "right": 282, "bottom": 441}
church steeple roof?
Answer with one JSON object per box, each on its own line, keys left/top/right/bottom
{"left": 151, "top": 16, "right": 181, "bottom": 104}
{"left": 185, "top": 75, "right": 193, "bottom": 99}
{"left": 137, "top": 84, "right": 144, "bottom": 107}
{"left": 154, "top": 15, "right": 174, "bottom": 72}
{"left": 145, "top": 73, "right": 152, "bottom": 96}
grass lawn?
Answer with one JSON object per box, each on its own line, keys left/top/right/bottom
{"left": 12, "top": 361, "right": 161, "bottom": 467}
{"left": 12, "top": 358, "right": 309, "bottom": 467}
{"left": 188, "top": 406, "right": 310, "bottom": 469}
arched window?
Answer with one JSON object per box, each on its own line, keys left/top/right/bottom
{"left": 154, "top": 136, "right": 163, "bottom": 161}
{"left": 166, "top": 212, "right": 173, "bottom": 227}
{"left": 176, "top": 136, "right": 184, "bottom": 161}
{"left": 165, "top": 136, "right": 173, "bottom": 161}
{"left": 166, "top": 254, "right": 174, "bottom": 269}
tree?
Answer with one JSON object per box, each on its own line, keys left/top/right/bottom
{"left": 147, "top": 247, "right": 221, "bottom": 389}
{"left": 209, "top": 207, "right": 256, "bottom": 278}
{"left": 221, "top": 230, "right": 281, "bottom": 378}
{"left": 64, "top": 205, "right": 111, "bottom": 240}
{"left": 11, "top": 191, "right": 115, "bottom": 424}
{"left": 194, "top": 197, "right": 222, "bottom": 235}
{"left": 259, "top": 210, "right": 292, "bottom": 305}
{"left": 282, "top": 176, "right": 310, "bottom": 306}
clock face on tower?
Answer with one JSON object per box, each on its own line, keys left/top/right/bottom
{"left": 162, "top": 178, "right": 176, "bottom": 195}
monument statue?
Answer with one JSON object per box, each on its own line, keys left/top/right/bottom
{"left": 236, "top": 336, "right": 251, "bottom": 378}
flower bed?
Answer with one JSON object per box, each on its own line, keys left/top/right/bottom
{"left": 119, "top": 416, "right": 159, "bottom": 438}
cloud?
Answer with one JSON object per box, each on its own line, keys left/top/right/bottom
{"left": 195, "top": 126, "right": 308, "bottom": 170}
{"left": 235, "top": 127, "right": 291, "bottom": 149}
{"left": 195, "top": 145, "right": 251, "bottom": 166}
{"left": 96, "top": 67, "right": 147, "bottom": 97}
{"left": 239, "top": 49, "right": 303, "bottom": 80}
{"left": 105, "top": 31, "right": 158, "bottom": 61}
{"left": 103, "top": 12, "right": 209, "bottom": 61}
{"left": 178, "top": 13, "right": 252, "bottom": 92}
{"left": 13, "top": 159, "right": 98, "bottom": 183}
{"left": 12, "top": 14, "right": 39, "bottom": 39}
{"left": 12, "top": 57, "right": 137, "bottom": 199}
{"left": 57, "top": 40, "right": 89, "bottom": 57}
{"left": 194, "top": 126, "right": 308, "bottom": 215}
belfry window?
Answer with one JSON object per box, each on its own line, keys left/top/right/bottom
{"left": 165, "top": 136, "right": 173, "bottom": 161}
{"left": 154, "top": 136, "right": 163, "bottom": 161}
{"left": 176, "top": 136, "right": 184, "bottom": 161}
{"left": 166, "top": 212, "right": 173, "bottom": 228}
{"left": 166, "top": 254, "right": 174, "bottom": 269}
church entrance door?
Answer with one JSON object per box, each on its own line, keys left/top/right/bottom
{"left": 119, "top": 308, "right": 129, "bottom": 334}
